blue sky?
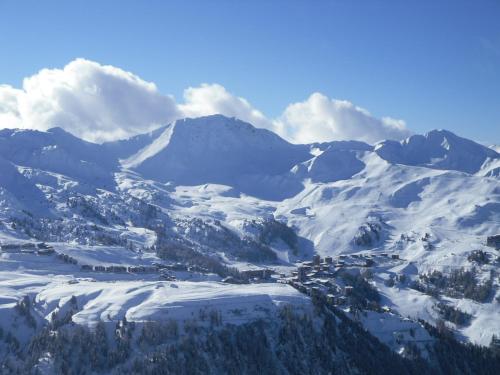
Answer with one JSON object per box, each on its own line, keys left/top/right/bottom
{"left": 0, "top": 0, "right": 499, "bottom": 143}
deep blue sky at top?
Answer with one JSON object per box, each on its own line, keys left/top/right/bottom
{"left": 0, "top": 0, "right": 499, "bottom": 142}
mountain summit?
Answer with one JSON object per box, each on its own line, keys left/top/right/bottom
{"left": 120, "top": 115, "right": 311, "bottom": 199}
{"left": 375, "top": 129, "right": 499, "bottom": 174}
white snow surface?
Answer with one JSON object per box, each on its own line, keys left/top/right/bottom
{"left": 0, "top": 270, "right": 308, "bottom": 329}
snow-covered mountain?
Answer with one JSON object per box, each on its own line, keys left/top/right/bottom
{"left": 375, "top": 129, "right": 499, "bottom": 174}
{"left": 0, "top": 114, "right": 499, "bottom": 365}
{"left": 121, "top": 115, "right": 311, "bottom": 200}
{"left": 0, "top": 127, "right": 118, "bottom": 192}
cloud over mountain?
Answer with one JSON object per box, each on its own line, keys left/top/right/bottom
{"left": 0, "top": 59, "right": 180, "bottom": 142}
{"left": 275, "top": 93, "right": 411, "bottom": 144}
{"left": 0, "top": 59, "right": 410, "bottom": 144}
{"left": 179, "top": 83, "right": 273, "bottom": 131}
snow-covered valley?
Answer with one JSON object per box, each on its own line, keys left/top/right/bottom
{"left": 0, "top": 114, "right": 499, "bottom": 372}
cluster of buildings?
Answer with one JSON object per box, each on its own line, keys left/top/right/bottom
{"left": 154, "top": 262, "right": 210, "bottom": 274}
{"left": 290, "top": 252, "right": 400, "bottom": 282}
{"left": 0, "top": 241, "right": 162, "bottom": 274}
{"left": 1, "top": 242, "right": 55, "bottom": 255}
{"left": 80, "top": 264, "right": 157, "bottom": 273}
{"left": 58, "top": 252, "right": 78, "bottom": 264}
{"left": 282, "top": 252, "right": 401, "bottom": 307}
{"left": 57, "top": 252, "right": 156, "bottom": 273}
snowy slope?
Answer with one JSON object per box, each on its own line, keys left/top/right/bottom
{"left": 0, "top": 271, "right": 308, "bottom": 329}
{"left": 0, "top": 127, "right": 118, "bottom": 189}
{"left": 0, "top": 156, "right": 51, "bottom": 217}
{"left": 0, "top": 114, "right": 498, "bottom": 347}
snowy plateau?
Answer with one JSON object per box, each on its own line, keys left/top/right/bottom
{"left": 0, "top": 114, "right": 499, "bottom": 373}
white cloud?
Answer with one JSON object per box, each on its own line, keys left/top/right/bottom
{"left": 0, "top": 59, "right": 180, "bottom": 142}
{"left": 0, "top": 59, "right": 410, "bottom": 144}
{"left": 0, "top": 85, "right": 24, "bottom": 129}
{"left": 274, "top": 93, "right": 410, "bottom": 144}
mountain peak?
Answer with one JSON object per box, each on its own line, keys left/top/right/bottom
{"left": 172, "top": 114, "right": 269, "bottom": 135}
{"left": 376, "top": 128, "right": 499, "bottom": 173}
{"left": 122, "top": 114, "right": 311, "bottom": 199}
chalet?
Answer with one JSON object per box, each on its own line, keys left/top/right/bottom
{"left": 241, "top": 269, "right": 272, "bottom": 280}
{"left": 64, "top": 256, "right": 77, "bottom": 264}
{"left": 339, "top": 255, "right": 347, "bottom": 260}
{"left": 1, "top": 244, "right": 22, "bottom": 252}
{"left": 391, "top": 254, "right": 400, "bottom": 259}
{"left": 310, "top": 287, "right": 321, "bottom": 298}
{"left": 313, "top": 254, "right": 321, "bottom": 265}
{"left": 486, "top": 235, "right": 500, "bottom": 249}
{"left": 81, "top": 264, "right": 93, "bottom": 271}
{"left": 94, "top": 265, "right": 106, "bottom": 272}
{"left": 297, "top": 266, "right": 308, "bottom": 281}
{"left": 127, "top": 266, "right": 146, "bottom": 273}
{"left": 380, "top": 253, "right": 388, "bottom": 257}
{"left": 352, "top": 254, "right": 359, "bottom": 258}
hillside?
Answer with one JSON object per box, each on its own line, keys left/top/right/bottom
{"left": 0, "top": 115, "right": 499, "bottom": 372}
